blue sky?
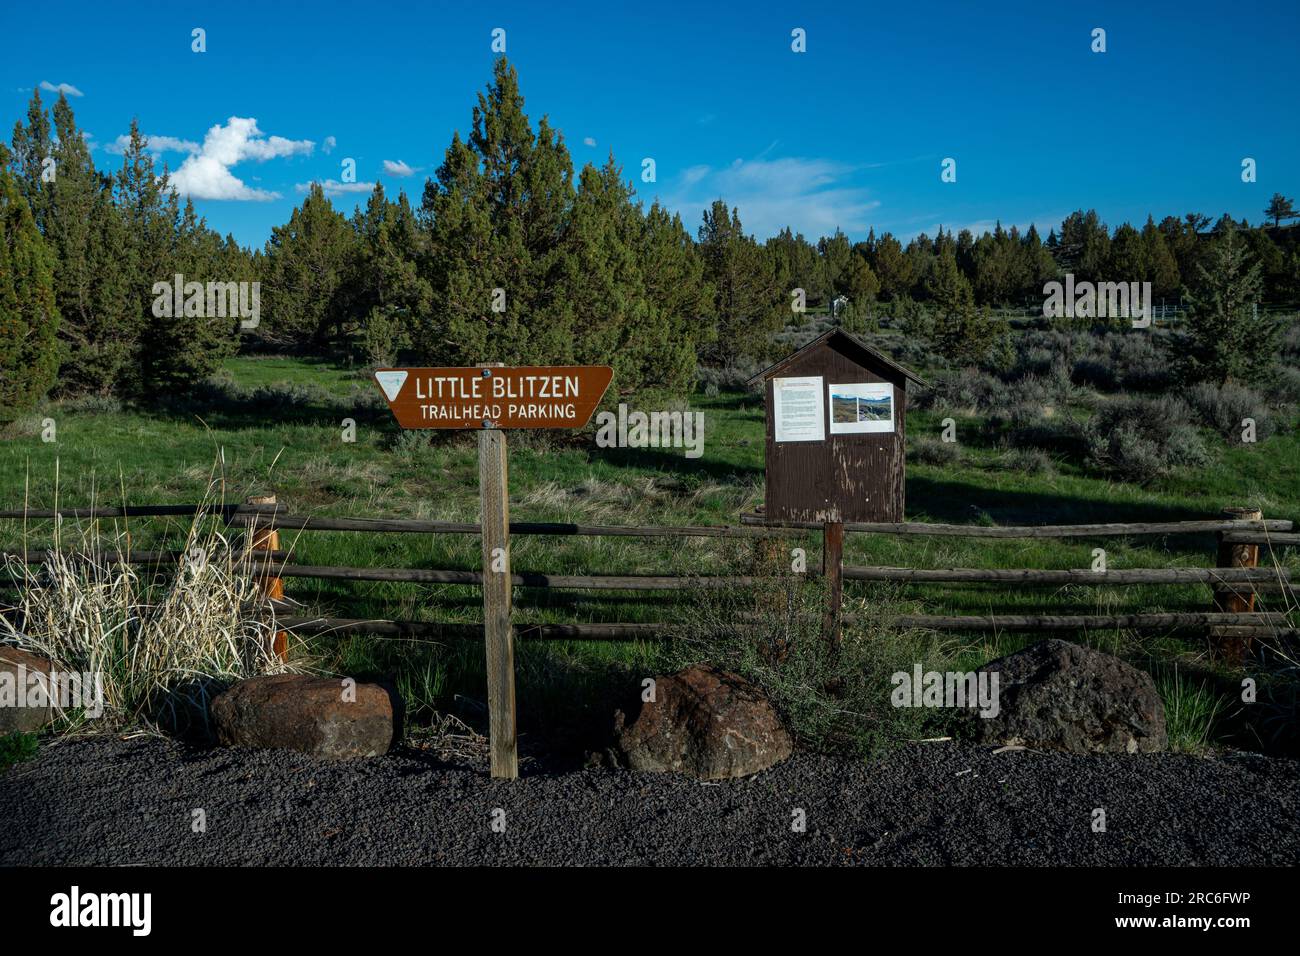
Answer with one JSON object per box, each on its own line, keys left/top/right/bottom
{"left": 5, "top": 0, "right": 1297, "bottom": 249}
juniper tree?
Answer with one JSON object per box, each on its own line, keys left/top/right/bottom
{"left": 9, "top": 88, "right": 52, "bottom": 235}
{"left": 0, "top": 169, "right": 60, "bottom": 418}
{"left": 870, "top": 233, "right": 914, "bottom": 301}
{"left": 639, "top": 201, "right": 715, "bottom": 375}
{"left": 150, "top": 196, "right": 239, "bottom": 389}
{"left": 1141, "top": 216, "right": 1180, "bottom": 299}
{"left": 418, "top": 60, "right": 576, "bottom": 367}
{"left": 1264, "top": 193, "right": 1296, "bottom": 229}
{"left": 926, "top": 247, "right": 1006, "bottom": 365}
{"left": 262, "top": 182, "right": 353, "bottom": 350}
{"left": 817, "top": 230, "right": 854, "bottom": 299}
{"left": 766, "top": 227, "right": 824, "bottom": 306}
{"left": 840, "top": 253, "right": 880, "bottom": 331}
{"left": 349, "top": 185, "right": 430, "bottom": 365}
{"left": 1174, "top": 229, "right": 1280, "bottom": 386}
{"left": 697, "top": 200, "right": 782, "bottom": 366}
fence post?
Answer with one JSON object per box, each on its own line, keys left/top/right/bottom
{"left": 248, "top": 494, "right": 288, "bottom": 662}
{"left": 822, "top": 519, "right": 844, "bottom": 642}
{"left": 478, "top": 367, "right": 518, "bottom": 780}
{"left": 1212, "top": 506, "right": 1262, "bottom": 663}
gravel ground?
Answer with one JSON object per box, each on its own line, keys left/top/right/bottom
{"left": 1, "top": 736, "right": 1297, "bottom": 866}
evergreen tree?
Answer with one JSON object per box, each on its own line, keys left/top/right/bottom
{"left": 697, "top": 200, "right": 781, "bottom": 365}
{"left": 1174, "top": 229, "right": 1279, "bottom": 385}
{"left": 1159, "top": 215, "right": 1202, "bottom": 290}
{"left": 1264, "top": 193, "right": 1296, "bottom": 229}
{"left": 840, "top": 253, "right": 880, "bottom": 332}
{"left": 0, "top": 169, "right": 60, "bottom": 418}
{"left": 1022, "top": 225, "right": 1058, "bottom": 298}
{"left": 564, "top": 158, "right": 652, "bottom": 381}
{"left": 817, "top": 229, "right": 854, "bottom": 298}
{"left": 871, "top": 233, "right": 914, "bottom": 300}
{"left": 418, "top": 59, "right": 575, "bottom": 366}
{"left": 638, "top": 201, "right": 714, "bottom": 385}
{"left": 766, "top": 227, "right": 824, "bottom": 304}
{"left": 263, "top": 182, "right": 353, "bottom": 349}
{"left": 925, "top": 247, "right": 1005, "bottom": 364}
{"left": 350, "top": 185, "right": 431, "bottom": 365}
{"left": 1056, "top": 210, "right": 1110, "bottom": 282}
{"left": 9, "top": 88, "right": 52, "bottom": 235}
{"left": 1141, "top": 216, "right": 1180, "bottom": 299}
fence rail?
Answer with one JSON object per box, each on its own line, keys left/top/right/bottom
{"left": 2, "top": 503, "right": 1295, "bottom": 653}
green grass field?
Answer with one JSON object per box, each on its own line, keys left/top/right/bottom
{"left": 3, "top": 352, "right": 1297, "bottom": 756}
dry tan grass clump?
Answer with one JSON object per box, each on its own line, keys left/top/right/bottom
{"left": 1, "top": 488, "right": 302, "bottom": 735}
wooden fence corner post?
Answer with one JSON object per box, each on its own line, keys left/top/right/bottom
{"left": 822, "top": 518, "right": 844, "bottom": 644}
{"left": 478, "top": 368, "right": 518, "bottom": 780}
{"left": 247, "top": 494, "right": 288, "bottom": 663}
{"left": 1212, "top": 506, "right": 1262, "bottom": 664}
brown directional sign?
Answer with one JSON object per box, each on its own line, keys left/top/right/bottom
{"left": 374, "top": 365, "right": 613, "bottom": 429}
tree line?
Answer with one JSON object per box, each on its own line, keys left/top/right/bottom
{"left": 3, "top": 57, "right": 1298, "bottom": 417}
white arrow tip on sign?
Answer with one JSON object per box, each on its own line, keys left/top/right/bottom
{"left": 375, "top": 370, "right": 408, "bottom": 402}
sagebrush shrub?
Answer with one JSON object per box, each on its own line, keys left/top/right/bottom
{"left": 1186, "top": 382, "right": 1274, "bottom": 440}
{"left": 1083, "top": 396, "right": 1208, "bottom": 482}
{"left": 909, "top": 435, "right": 962, "bottom": 465}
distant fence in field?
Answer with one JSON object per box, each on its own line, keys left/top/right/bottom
{"left": 1, "top": 500, "right": 1294, "bottom": 661}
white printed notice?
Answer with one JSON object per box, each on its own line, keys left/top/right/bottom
{"left": 773, "top": 376, "right": 825, "bottom": 442}
{"left": 828, "top": 382, "right": 894, "bottom": 434}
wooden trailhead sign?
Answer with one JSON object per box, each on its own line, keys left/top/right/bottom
{"left": 374, "top": 365, "right": 613, "bottom": 429}
{"left": 374, "top": 364, "right": 612, "bottom": 781}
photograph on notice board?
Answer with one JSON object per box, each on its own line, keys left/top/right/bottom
{"left": 828, "top": 382, "right": 894, "bottom": 434}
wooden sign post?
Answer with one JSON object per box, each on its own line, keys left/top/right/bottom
{"left": 374, "top": 364, "right": 612, "bottom": 779}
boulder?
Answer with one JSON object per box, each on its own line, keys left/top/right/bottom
{"left": 613, "top": 664, "right": 792, "bottom": 779}
{"left": 211, "top": 675, "right": 401, "bottom": 759}
{"left": 966, "top": 639, "right": 1167, "bottom": 753}
{"left": 0, "top": 647, "right": 57, "bottom": 734}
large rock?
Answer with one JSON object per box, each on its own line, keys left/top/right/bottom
{"left": 211, "top": 675, "right": 401, "bottom": 759}
{"left": 0, "top": 647, "right": 57, "bottom": 734}
{"left": 966, "top": 639, "right": 1166, "bottom": 753}
{"left": 613, "top": 664, "right": 792, "bottom": 779}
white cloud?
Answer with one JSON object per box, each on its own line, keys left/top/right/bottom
{"left": 40, "top": 80, "right": 83, "bottom": 97}
{"left": 166, "top": 117, "right": 313, "bottom": 201}
{"left": 681, "top": 164, "right": 710, "bottom": 186}
{"left": 382, "top": 159, "right": 415, "bottom": 177}
{"left": 105, "top": 133, "right": 200, "bottom": 156}
{"left": 658, "top": 156, "right": 879, "bottom": 240}
{"left": 296, "top": 179, "right": 376, "bottom": 198}
{"left": 582, "top": 137, "right": 596, "bottom": 148}
{"left": 322, "top": 135, "right": 337, "bottom": 155}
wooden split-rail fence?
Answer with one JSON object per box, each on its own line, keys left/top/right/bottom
{"left": 1, "top": 500, "right": 1294, "bottom": 665}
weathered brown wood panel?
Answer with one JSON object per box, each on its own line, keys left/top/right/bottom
{"left": 763, "top": 340, "right": 908, "bottom": 522}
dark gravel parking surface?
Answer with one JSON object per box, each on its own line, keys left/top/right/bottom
{"left": 1, "top": 735, "right": 1297, "bottom": 866}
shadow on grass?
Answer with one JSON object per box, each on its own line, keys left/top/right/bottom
{"left": 906, "top": 474, "right": 1232, "bottom": 555}
{"left": 133, "top": 379, "right": 390, "bottom": 430}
